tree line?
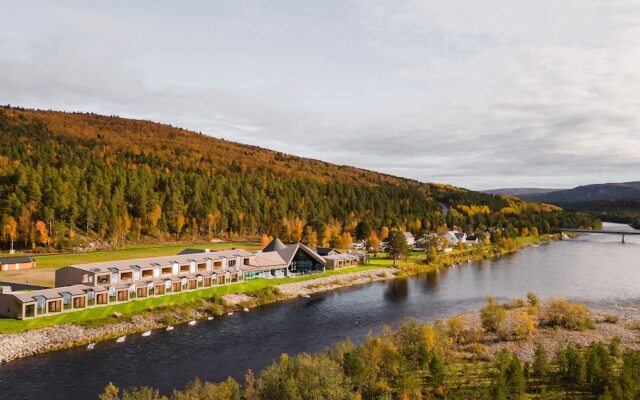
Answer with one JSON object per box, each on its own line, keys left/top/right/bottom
{"left": 0, "top": 107, "right": 599, "bottom": 251}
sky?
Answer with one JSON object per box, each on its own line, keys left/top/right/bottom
{"left": 2, "top": 1, "right": 640, "bottom": 190}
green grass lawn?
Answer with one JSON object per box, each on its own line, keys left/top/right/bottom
{"left": 29, "top": 242, "right": 260, "bottom": 269}
{"left": 0, "top": 265, "right": 381, "bottom": 334}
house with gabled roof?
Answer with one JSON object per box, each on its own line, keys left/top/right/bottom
{"left": 261, "top": 238, "right": 326, "bottom": 275}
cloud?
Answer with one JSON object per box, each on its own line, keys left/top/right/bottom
{"left": 1, "top": 0, "right": 640, "bottom": 189}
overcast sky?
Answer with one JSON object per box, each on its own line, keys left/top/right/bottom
{"left": 2, "top": 1, "right": 640, "bottom": 190}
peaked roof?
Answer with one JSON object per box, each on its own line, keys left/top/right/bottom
{"left": 275, "top": 242, "right": 326, "bottom": 266}
{"left": 314, "top": 247, "right": 340, "bottom": 256}
{"left": 262, "top": 237, "right": 286, "bottom": 252}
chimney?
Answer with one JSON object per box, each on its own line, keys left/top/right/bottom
{"left": 0, "top": 286, "right": 11, "bottom": 294}
{"left": 205, "top": 249, "right": 210, "bottom": 253}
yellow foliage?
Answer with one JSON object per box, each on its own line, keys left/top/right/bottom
{"left": 34, "top": 220, "right": 49, "bottom": 246}
{"left": 512, "top": 311, "right": 537, "bottom": 341}
{"left": 448, "top": 208, "right": 463, "bottom": 218}
{"left": 380, "top": 226, "right": 390, "bottom": 241}
{"left": 337, "top": 231, "right": 353, "bottom": 249}
{"left": 447, "top": 316, "right": 465, "bottom": 343}
{"left": 259, "top": 234, "right": 272, "bottom": 248}
{"left": 500, "top": 207, "right": 518, "bottom": 215}
{"left": 303, "top": 226, "right": 318, "bottom": 246}
{"left": 457, "top": 204, "right": 491, "bottom": 216}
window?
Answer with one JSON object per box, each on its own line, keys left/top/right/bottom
{"left": 228, "top": 260, "right": 236, "bottom": 268}
{"left": 289, "top": 251, "right": 324, "bottom": 274}
{"left": 98, "top": 275, "right": 109, "bottom": 284}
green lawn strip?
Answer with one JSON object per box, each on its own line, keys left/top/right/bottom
{"left": 0, "top": 265, "right": 381, "bottom": 334}
{"left": 29, "top": 242, "right": 260, "bottom": 269}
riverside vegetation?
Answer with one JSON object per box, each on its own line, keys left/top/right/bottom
{"left": 98, "top": 296, "right": 640, "bottom": 400}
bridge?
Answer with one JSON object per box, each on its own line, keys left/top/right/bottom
{"left": 551, "top": 228, "right": 640, "bottom": 243}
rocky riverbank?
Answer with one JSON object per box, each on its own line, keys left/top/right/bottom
{"left": 275, "top": 268, "right": 396, "bottom": 297}
{"left": 0, "top": 314, "right": 168, "bottom": 362}
{"left": 448, "top": 304, "right": 640, "bottom": 363}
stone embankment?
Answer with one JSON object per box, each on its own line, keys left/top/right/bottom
{"left": 0, "top": 314, "right": 165, "bottom": 362}
{"left": 276, "top": 268, "right": 397, "bottom": 297}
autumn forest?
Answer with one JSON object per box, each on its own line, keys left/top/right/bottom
{"left": 0, "top": 106, "right": 598, "bottom": 251}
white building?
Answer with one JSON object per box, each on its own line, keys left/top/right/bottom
{"left": 441, "top": 231, "right": 467, "bottom": 246}
{"left": 402, "top": 232, "right": 415, "bottom": 246}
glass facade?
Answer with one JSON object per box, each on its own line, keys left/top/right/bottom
{"left": 289, "top": 250, "right": 324, "bottom": 274}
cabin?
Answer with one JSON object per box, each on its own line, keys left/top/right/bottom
{"left": 0, "top": 285, "right": 89, "bottom": 319}
{"left": 324, "top": 253, "right": 360, "bottom": 270}
{"left": 0, "top": 256, "right": 36, "bottom": 271}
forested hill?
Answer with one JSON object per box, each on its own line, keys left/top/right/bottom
{"left": 0, "top": 106, "right": 597, "bottom": 250}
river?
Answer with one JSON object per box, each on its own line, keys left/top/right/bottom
{"left": 0, "top": 223, "right": 638, "bottom": 400}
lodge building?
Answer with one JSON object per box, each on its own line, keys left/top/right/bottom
{"left": 0, "top": 238, "right": 368, "bottom": 320}
{"left": 0, "top": 256, "right": 36, "bottom": 271}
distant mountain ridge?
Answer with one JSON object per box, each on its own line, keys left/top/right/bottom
{"left": 482, "top": 188, "right": 560, "bottom": 196}
{"left": 519, "top": 181, "right": 640, "bottom": 203}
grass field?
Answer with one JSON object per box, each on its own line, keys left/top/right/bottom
{"left": 0, "top": 265, "right": 381, "bottom": 334}
{"left": 28, "top": 242, "right": 261, "bottom": 269}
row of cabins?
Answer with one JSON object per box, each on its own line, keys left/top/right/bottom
{"left": 0, "top": 238, "right": 369, "bottom": 320}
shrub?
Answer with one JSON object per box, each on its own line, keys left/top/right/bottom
{"left": 238, "top": 299, "right": 256, "bottom": 309}
{"left": 541, "top": 298, "right": 594, "bottom": 331}
{"left": 603, "top": 314, "right": 619, "bottom": 324}
{"left": 503, "top": 298, "right": 526, "bottom": 310}
{"left": 466, "top": 343, "right": 487, "bottom": 358}
{"left": 161, "top": 315, "right": 177, "bottom": 326}
{"left": 481, "top": 296, "right": 506, "bottom": 333}
{"left": 511, "top": 311, "right": 537, "bottom": 341}
{"left": 526, "top": 292, "right": 540, "bottom": 308}
{"left": 207, "top": 302, "right": 224, "bottom": 316}
{"left": 464, "top": 326, "right": 486, "bottom": 343}
{"left": 447, "top": 316, "right": 465, "bottom": 343}
{"left": 253, "top": 287, "right": 283, "bottom": 305}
